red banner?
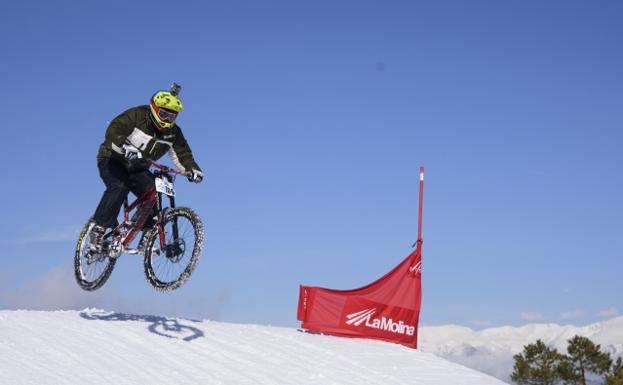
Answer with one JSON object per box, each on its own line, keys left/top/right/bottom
{"left": 298, "top": 167, "right": 425, "bottom": 348}
{"left": 297, "top": 245, "right": 422, "bottom": 348}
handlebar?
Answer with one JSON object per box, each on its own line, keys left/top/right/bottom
{"left": 148, "top": 160, "right": 192, "bottom": 179}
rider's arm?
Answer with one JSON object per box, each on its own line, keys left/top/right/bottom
{"left": 104, "top": 108, "right": 139, "bottom": 156}
{"left": 169, "top": 126, "right": 201, "bottom": 173}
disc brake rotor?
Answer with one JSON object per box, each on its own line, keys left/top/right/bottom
{"left": 164, "top": 239, "right": 186, "bottom": 262}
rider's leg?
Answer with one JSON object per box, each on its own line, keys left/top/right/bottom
{"left": 93, "top": 158, "right": 131, "bottom": 231}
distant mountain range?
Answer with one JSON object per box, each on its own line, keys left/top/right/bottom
{"left": 419, "top": 316, "right": 623, "bottom": 383}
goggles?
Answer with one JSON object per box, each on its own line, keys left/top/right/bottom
{"left": 156, "top": 107, "right": 178, "bottom": 123}
{"left": 152, "top": 101, "right": 179, "bottom": 123}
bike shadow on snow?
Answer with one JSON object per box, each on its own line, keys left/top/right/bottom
{"left": 79, "top": 310, "right": 205, "bottom": 342}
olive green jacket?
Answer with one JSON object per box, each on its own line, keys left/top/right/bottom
{"left": 97, "top": 105, "right": 201, "bottom": 172}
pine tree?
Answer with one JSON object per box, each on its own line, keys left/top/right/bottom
{"left": 605, "top": 357, "right": 623, "bottom": 385}
{"left": 511, "top": 339, "right": 564, "bottom": 385}
{"left": 558, "top": 335, "right": 611, "bottom": 385}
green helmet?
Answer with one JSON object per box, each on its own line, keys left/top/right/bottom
{"left": 150, "top": 84, "right": 183, "bottom": 130}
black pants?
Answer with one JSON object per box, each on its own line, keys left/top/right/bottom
{"left": 93, "top": 158, "right": 155, "bottom": 228}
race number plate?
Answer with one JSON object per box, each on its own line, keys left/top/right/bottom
{"left": 155, "top": 177, "right": 175, "bottom": 196}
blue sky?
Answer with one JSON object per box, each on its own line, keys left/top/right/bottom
{"left": 0, "top": 0, "right": 621, "bottom": 328}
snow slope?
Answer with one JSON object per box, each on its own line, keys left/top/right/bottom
{"left": 419, "top": 316, "right": 623, "bottom": 383}
{"left": 0, "top": 309, "right": 506, "bottom": 385}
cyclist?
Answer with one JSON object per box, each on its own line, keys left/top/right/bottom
{"left": 90, "top": 83, "right": 203, "bottom": 253}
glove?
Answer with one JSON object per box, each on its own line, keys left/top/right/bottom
{"left": 122, "top": 144, "right": 143, "bottom": 160}
{"left": 187, "top": 169, "right": 203, "bottom": 183}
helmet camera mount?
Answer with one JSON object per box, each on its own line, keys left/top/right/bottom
{"left": 170, "top": 82, "right": 182, "bottom": 96}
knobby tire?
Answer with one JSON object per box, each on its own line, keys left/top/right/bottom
{"left": 74, "top": 220, "right": 116, "bottom": 291}
{"left": 143, "top": 207, "right": 203, "bottom": 292}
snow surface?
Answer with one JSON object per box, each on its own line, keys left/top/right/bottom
{"left": 419, "top": 316, "right": 623, "bottom": 383}
{"left": 0, "top": 309, "right": 506, "bottom": 385}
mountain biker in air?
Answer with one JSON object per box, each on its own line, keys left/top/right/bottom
{"left": 90, "top": 83, "right": 203, "bottom": 254}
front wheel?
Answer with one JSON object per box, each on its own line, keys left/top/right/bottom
{"left": 143, "top": 207, "right": 204, "bottom": 292}
{"left": 74, "top": 220, "right": 117, "bottom": 291}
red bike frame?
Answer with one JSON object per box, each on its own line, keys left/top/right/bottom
{"left": 109, "top": 161, "right": 189, "bottom": 252}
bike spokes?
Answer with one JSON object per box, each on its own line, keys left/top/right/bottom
{"left": 143, "top": 207, "right": 203, "bottom": 292}
{"left": 151, "top": 216, "right": 194, "bottom": 279}
{"left": 74, "top": 221, "right": 116, "bottom": 291}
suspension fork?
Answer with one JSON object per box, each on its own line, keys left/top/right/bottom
{"left": 168, "top": 173, "right": 180, "bottom": 243}
{"left": 157, "top": 173, "right": 180, "bottom": 249}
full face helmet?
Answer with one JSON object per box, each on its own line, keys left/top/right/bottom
{"left": 150, "top": 83, "right": 183, "bottom": 130}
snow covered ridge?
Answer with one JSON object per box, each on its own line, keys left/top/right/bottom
{"left": 419, "top": 316, "right": 623, "bottom": 383}
{"left": 0, "top": 309, "right": 506, "bottom": 385}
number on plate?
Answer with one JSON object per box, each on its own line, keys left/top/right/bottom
{"left": 155, "top": 177, "right": 175, "bottom": 196}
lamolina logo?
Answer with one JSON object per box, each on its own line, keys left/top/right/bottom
{"left": 409, "top": 261, "right": 422, "bottom": 275}
{"left": 345, "top": 308, "right": 415, "bottom": 336}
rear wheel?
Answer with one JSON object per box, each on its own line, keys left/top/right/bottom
{"left": 74, "top": 220, "right": 116, "bottom": 291}
{"left": 143, "top": 207, "right": 203, "bottom": 292}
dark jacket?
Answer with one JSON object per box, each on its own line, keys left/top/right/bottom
{"left": 97, "top": 105, "right": 201, "bottom": 172}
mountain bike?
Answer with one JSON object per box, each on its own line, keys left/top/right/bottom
{"left": 74, "top": 160, "right": 204, "bottom": 292}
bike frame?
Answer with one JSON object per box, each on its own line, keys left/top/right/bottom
{"left": 106, "top": 161, "right": 187, "bottom": 254}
